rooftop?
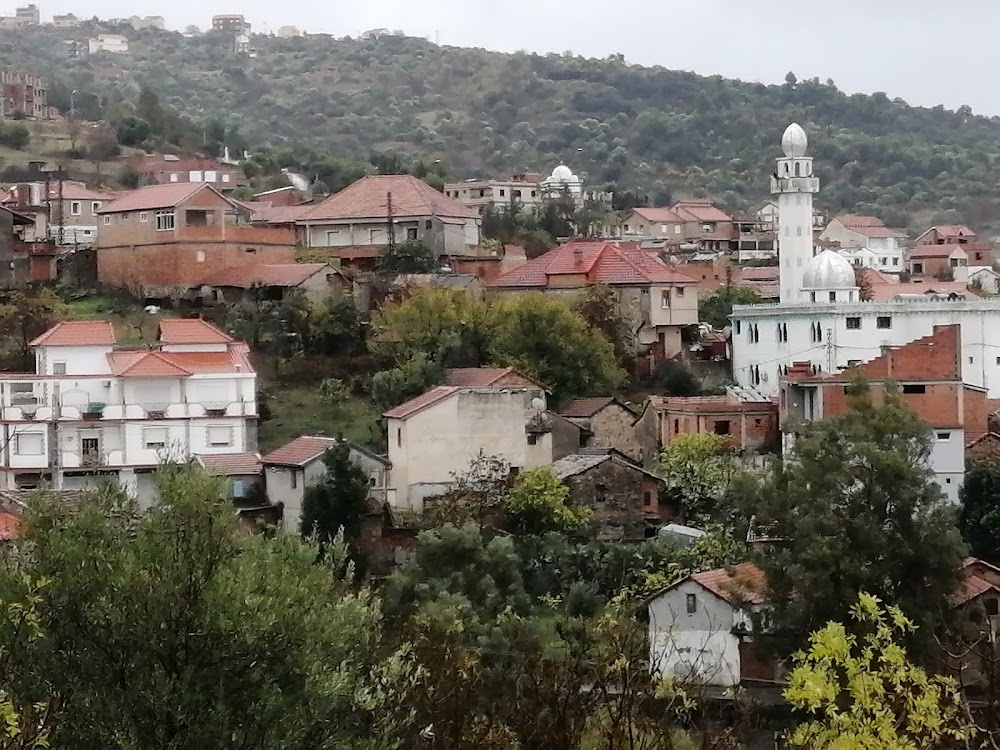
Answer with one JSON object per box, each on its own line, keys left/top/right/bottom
{"left": 30, "top": 320, "right": 116, "bottom": 347}
{"left": 672, "top": 200, "right": 732, "bottom": 224}
{"left": 690, "top": 562, "right": 768, "bottom": 605}
{"left": 157, "top": 318, "right": 234, "bottom": 345}
{"left": 383, "top": 385, "right": 460, "bottom": 420}
{"left": 199, "top": 263, "right": 328, "bottom": 288}
{"left": 97, "top": 183, "right": 229, "bottom": 213}
{"left": 300, "top": 175, "right": 478, "bottom": 222}
{"left": 559, "top": 396, "right": 630, "bottom": 419}
{"left": 195, "top": 452, "right": 262, "bottom": 476}
{"left": 444, "top": 367, "right": 542, "bottom": 389}
{"left": 631, "top": 206, "right": 685, "bottom": 224}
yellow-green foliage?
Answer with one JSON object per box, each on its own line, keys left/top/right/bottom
{"left": 502, "top": 466, "right": 592, "bottom": 535}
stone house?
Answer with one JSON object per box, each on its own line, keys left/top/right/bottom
{"left": 552, "top": 449, "right": 672, "bottom": 540}
{"left": 489, "top": 241, "right": 698, "bottom": 362}
{"left": 559, "top": 397, "right": 646, "bottom": 463}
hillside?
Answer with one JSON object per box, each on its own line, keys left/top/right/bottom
{"left": 2, "top": 22, "right": 1000, "bottom": 225}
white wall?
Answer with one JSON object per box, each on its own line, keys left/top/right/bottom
{"left": 36, "top": 345, "right": 113, "bottom": 375}
{"left": 930, "top": 428, "right": 965, "bottom": 503}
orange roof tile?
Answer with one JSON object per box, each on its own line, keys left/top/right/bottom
{"left": 261, "top": 435, "right": 338, "bottom": 466}
{"left": 631, "top": 207, "right": 685, "bottom": 224}
{"left": 109, "top": 351, "right": 191, "bottom": 377}
{"left": 444, "top": 367, "right": 542, "bottom": 389}
{"left": 47, "top": 182, "right": 114, "bottom": 201}
{"left": 489, "top": 242, "right": 697, "bottom": 288}
{"left": 300, "top": 175, "right": 477, "bottom": 222}
{"left": 383, "top": 385, "right": 459, "bottom": 420}
{"left": 0, "top": 511, "right": 20, "bottom": 541}
{"left": 200, "top": 263, "right": 328, "bottom": 288}
{"left": 107, "top": 348, "right": 254, "bottom": 377}
{"left": 196, "top": 452, "right": 262, "bottom": 475}
{"left": 691, "top": 562, "right": 767, "bottom": 605}
{"left": 157, "top": 318, "right": 234, "bottom": 345}
{"left": 30, "top": 320, "right": 116, "bottom": 347}
{"left": 97, "top": 183, "right": 229, "bottom": 213}
{"left": 672, "top": 200, "right": 731, "bottom": 223}
{"left": 252, "top": 203, "right": 315, "bottom": 224}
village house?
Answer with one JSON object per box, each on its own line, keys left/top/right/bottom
{"left": 670, "top": 200, "right": 735, "bottom": 252}
{"left": 779, "top": 324, "right": 989, "bottom": 503}
{"left": 0, "top": 69, "right": 54, "bottom": 118}
{"left": 634, "top": 387, "right": 780, "bottom": 459}
{"left": 0, "top": 318, "right": 258, "bottom": 504}
{"left": 617, "top": 207, "right": 686, "bottom": 243}
{"left": 384, "top": 385, "right": 553, "bottom": 511}
{"left": 96, "top": 183, "right": 296, "bottom": 297}
{"left": 198, "top": 263, "right": 340, "bottom": 304}
{"left": 914, "top": 225, "right": 994, "bottom": 271}
{"left": 443, "top": 367, "right": 544, "bottom": 391}
{"left": 552, "top": 449, "right": 672, "bottom": 540}
{"left": 0, "top": 204, "right": 59, "bottom": 285}
{"left": 558, "top": 397, "right": 645, "bottom": 463}
{"left": 88, "top": 34, "right": 130, "bottom": 54}
{"left": 296, "top": 175, "right": 481, "bottom": 265}
{"left": 731, "top": 213, "right": 776, "bottom": 263}
{"left": 193, "top": 452, "right": 264, "bottom": 505}
{"left": 443, "top": 173, "right": 544, "bottom": 214}
{"left": 488, "top": 241, "right": 698, "bottom": 362}
{"left": 127, "top": 154, "right": 248, "bottom": 190}
{"left": 3, "top": 181, "right": 115, "bottom": 248}
{"left": 819, "top": 214, "right": 906, "bottom": 272}
{"left": 261, "top": 435, "right": 391, "bottom": 534}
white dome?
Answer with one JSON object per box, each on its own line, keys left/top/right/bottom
{"left": 781, "top": 122, "right": 808, "bottom": 158}
{"left": 550, "top": 164, "right": 575, "bottom": 182}
{"left": 802, "top": 250, "right": 856, "bottom": 290}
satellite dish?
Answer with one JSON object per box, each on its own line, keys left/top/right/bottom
{"left": 531, "top": 397, "right": 545, "bottom": 413}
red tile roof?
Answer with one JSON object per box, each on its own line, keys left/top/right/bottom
{"left": 252, "top": 203, "right": 315, "bottom": 224}
{"left": 908, "top": 244, "right": 973, "bottom": 260}
{"left": 444, "top": 367, "right": 542, "bottom": 389}
{"left": 489, "top": 242, "right": 697, "bottom": 288}
{"left": 559, "top": 397, "right": 617, "bottom": 418}
{"left": 300, "top": 175, "right": 478, "bottom": 222}
{"left": 47, "top": 182, "right": 114, "bottom": 201}
{"left": 261, "top": 435, "right": 338, "bottom": 466}
{"left": 30, "top": 320, "right": 116, "bottom": 347}
{"left": 672, "top": 200, "right": 731, "bottom": 223}
{"left": 196, "top": 452, "right": 263, "bottom": 475}
{"left": 200, "top": 263, "right": 328, "bottom": 288}
{"left": 0, "top": 511, "right": 20, "bottom": 541}
{"left": 107, "top": 348, "right": 254, "bottom": 377}
{"left": 383, "top": 385, "right": 459, "bottom": 420}
{"left": 736, "top": 266, "right": 778, "bottom": 281}
{"left": 108, "top": 351, "right": 192, "bottom": 377}
{"left": 857, "top": 268, "right": 897, "bottom": 286}
{"left": 832, "top": 214, "right": 906, "bottom": 238}
{"left": 157, "top": 318, "right": 234, "bottom": 345}
{"left": 631, "top": 207, "right": 685, "bottom": 224}
{"left": 97, "top": 183, "right": 229, "bottom": 213}
{"left": 916, "top": 225, "right": 977, "bottom": 244}
{"left": 691, "top": 562, "right": 767, "bottom": 605}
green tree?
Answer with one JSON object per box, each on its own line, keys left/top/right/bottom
{"left": 377, "top": 239, "right": 437, "bottom": 273}
{"left": 223, "top": 291, "right": 315, "bottom": 358}
{"left": 0, "top": 123, "right": 29, "bottom": 150}
{"left": 784, "top": 593, "right": 972, "bottom": 749}
{"left": 370, "top": 351, "right": 443, "bottom": 410}
{"left": 0, "top": 288, "right": 68, "bottom": 370}
{"left": 652, "top": 358, "right": 701, "bottom": 396}
{"left": 656, "top": 433, "right": 735, "bottom": 525}
{"left": 745, "top": 384, "right": 966, "bottom": 658}
{"left": 300, "top": 443, "right": 371, "bottom": 544}
{"left": 959, "top": 459, "right": 1000, "bottom": 563}
{"left": 574, "top": 285, "right": 633, "bottom": 365}
{"left": 3, "top": 468, "right": 411, "bottom": 750}
{"left": 314, "top": 293, "right": 363, "bottom": 357}
{"left": 502, "top": 467, "right": 591, "bottom": 536}
{"left": 697, "top": 287, "right": 761, "bottom": 329}
{"left": 114, "top": 115, "right": 151, "bottom": 147}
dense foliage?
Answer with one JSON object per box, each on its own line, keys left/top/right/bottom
{"left": 959, "top": 459, "right": 1000, "bottom": 564}
{"left": 8, "top": 23, "right": 1000, "bottom": 224}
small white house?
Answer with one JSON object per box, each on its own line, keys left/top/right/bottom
{"left": 647, "top": 563, "right": 767, "bottom": 688}
{"left": 88, "top": 34, "right": 129, "bottom": 53}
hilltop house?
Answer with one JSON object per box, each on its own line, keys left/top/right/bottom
{"left": 297, "top": 175, "right": 481, "bottom": 265}
{"left": 488, "top": 241, "right": 698, "bottom": 362}
{"left": 96, "top": 183, "right": 296, "bottom": 297}
{"left": 0, "top": 318, "right": 257, "bottom": 504}
{"left": 126, "top": 154, "right": 248, "bottom": 190}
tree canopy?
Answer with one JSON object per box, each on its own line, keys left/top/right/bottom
{"left": 959, "top": 459, "right": 1000, "bottom": 564}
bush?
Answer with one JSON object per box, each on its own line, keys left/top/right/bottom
{"left": 0, "top": 122, "right": 31, "bottom": 149}
{"left": 652, "top": 359, "right": 700, "bottom": 396}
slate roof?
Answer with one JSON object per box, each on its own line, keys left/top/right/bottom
{"left": 299, "top": 175, "right": 478, "bottom": 222}
{"left": 30, "top": 320, "right": 116, "bottom": 347}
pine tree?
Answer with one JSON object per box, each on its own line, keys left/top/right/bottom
{"left": 300, "top": 442, "right": 370, "bottom": 544}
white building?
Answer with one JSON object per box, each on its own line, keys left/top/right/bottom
{"left": 731, "top": 123, "right": 1000, "bottom": 399}
{"left": 820, "top": 215, "right": 906, "bottom": 275}
{"left": 539, "top": 164, "right": 612, "bottom": 207}
{"left": 384, "top": 385, "right": 551, "bottom": 511}
{"left": 0, "top": 318, "right": 257, "bottom": 504}
{"left": 88, "top": 34, "right": 129, "bottom": 54}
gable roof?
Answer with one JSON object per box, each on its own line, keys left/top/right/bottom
{"left": 157, "top": 318, "right": 234, "bottom": 345}
{"left": 383, "top": 385, "right": 459, "bottom": 420}
{"left": 48, "top": 182, "right": 114, "bottom": 201}
{"left": 261, "top": 436, "right": 337, "bottom": 467}
{"left": 195, "top": 452, "right": 263, "bottom": 476}
{"left": 915, "top": 225, "right": 977, "bottom": 244}
{"left": 444, "top": 367, "right": 542, "bottom": 389}
{"left": 630, "top": 207, "right": 685, "bottom": 224}
{"left": 690, "top": 563, "right": 768, "bottom": 605}
{"left": 97, "top": 183, "right": 235, "bottom": 214}
{"left": 199, "top": 263, "right": 328, "bottom": 288}
{"left": 489, "top": 241, "right": 697, "bottom": 288}
{"left": 559, "top": 396, "right": 636, "bottom": 419}
{"left": 251, "top": 203, "right": 315, "bottom": 224}
{"left": 908, "top": 244, "right": 972, "bottom": 260}
{"left": 300, "top": 175, "right": 478, "bottom": 222}
{"left": 831, "top": 214, "right": 906, "bottom": 238}
{"left": 108, "top": 350, "right": 192, "bottom": 378}
{"left": 672, "top": 200, "right": 731, "bottom": 223}
{"left": 30, "top": 320, "right": 116, "bottom": 347}
{"left": 107, "top": 348, "right": 254, "bottom": 377}
{"left": 552, "top": 451, "right": 662, "bottom": 482}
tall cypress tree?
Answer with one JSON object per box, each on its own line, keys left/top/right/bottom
{"left": 300, "top": 442, "right": 370, "bottom": 545}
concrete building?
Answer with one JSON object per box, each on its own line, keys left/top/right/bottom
{"left": 96, "top": 183, "right": 296, "bottom": 297}
{"left": 126, "top": 155, "right": 248, "bottom": 190}
{"left": 383, "top": 386, "right": 552, "bottom": 511}
{"left": 489, "top": 241, "right": 698, "bottom": 362}
{"left": 671, "top": 200, "right": 735, "bottom": 253}
{"left": 88, "top": 34, "right": 130, "bottom": 54}
{"left": 212, "top": 14, "right": 250, "bottom": 33}
{"left": 820, "top": 215, "right": 906, "bottom": 274}
{"left": 731, "top": 123, "right": 1000, "bottom": 401}
{"left": 0, "top": 70, "right": 53, "bottom": 119}
{"left": 618, "top": 207, "right": 686, "bottom": 243}
{"left": 0, "top": 4, "right": 38, "bottom": 27}
{"left": 50, "top": 13, "right": 80, "bottom": 27}
{"left": 261, "top": 435, "right": 391, "bottom": 534}
{"left": 0, "top": 318, "right": 258, "bottom": 505}
{"left": 779, "top": 324, "right": 987, "bottom": 503}
{"left": 3, "top": 181, "right": 115, "bottom": 247}
{"left": 443, "top": 173, "right": 544, "bottom": 214}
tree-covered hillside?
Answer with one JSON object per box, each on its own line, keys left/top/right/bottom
{"left": 3, "top": 22, "right": 1000, "bottom": 225}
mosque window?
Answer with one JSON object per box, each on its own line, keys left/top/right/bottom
{"left": 829, "top": 292, "right": 836, "bottom": 302}
{"left": 877, "top": 316, "right": 891, "bottom": 329}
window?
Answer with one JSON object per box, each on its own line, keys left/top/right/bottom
{"left": 196, "top": 250, "right": 205, "bottom": 262}
{"left": 913, "top": 262, "right": 923, "bottom": 273}
{"left": 846, "top": 317, "right": 861, "bottom": 330}
{"left": 531, "top": 190, "right": 537, "bottom": 198}
{"left": 987, "top": 599, "right": 1000, "bottom": 617}
{"left": 92, "top": 201, "right": 101, "bottom": 213}
{"left": 425, "top": 219, "right": 432, "bottom": 230}
{"left": 52, "top": 362, "right": 66, "bottom": 375}
{"left": 70, "top": 201, "right": 81, "bottom": 215}
{"left": 139, "top": 211, "right": 148, "bottom": 223}
{"left": 847, "top": 359, "right": 861, "bottom": 367}
{"left": 937, "top": 432, "right": 951, "bottom": 441}
{"left": 527, "top": 433, "right": 538, "bottom": 446}
{"left": 713, "top": 420, "right": 731, "bottom": 436}
{"left": 675, "top": 286, "right": 685, "bottom": 297}
{"left": 686, "top": 593, "right": 697, "bottom": 614}
{"left": 102, "top": 215, "right": 111, "bottom": 225}
{"left": 221, "top": 173, "right": 231, "bottom": 183}
{"left": 810, "top": 291, "right": 816, "bottom": 302}
{"left": 244, "top": 247, "right": 256, "bottom": 255}
{"left": 207, "top": 426, "right": 233, "bottom": 447}
{"left": 396, "top": 428, "right": 402, "bottom": 447}
{"left": 290, "top": 471, "right": 298, "bottom": 489}
{"left": 155, "top": 211, "right": 175, "bottom": 231}
{"left": 515, "top": 189, "right": 522, "bottom": 198}
{"left": 369, "top": 228, "right": 379, "bottom": 243}
{"left": 735, "top": 320, "right": 741, "bottom": 335}
{"left": 406, "top": 227, "right": 418, "bottom": 240}
{"left": 877, "top": 316, "right": 891, "bottom": 329}
{"left": 902, "top": 384, "right": 926, "bottom": 394}
{"left": 15, "top": 433, "right": 43, "bottom": 455}
{"left": 673, "top": 418, "right": 679, "bottom": 434}
{"left": 232, "top": 480, "right": 246, "bottom": 498}
{"left": 143, "top": 427, "right": 167, "bottom": 450}
{"left": 643, "top": 491, "right": 653, "bottom": 507}
{"left": 185, "top": 209, "right": 213, "bottom": 227}
{"left": 892, "top": 257, "right": 899, "bottom": 265}
{"left": 169, "top": 173, "right": 179, "bottom": 182}
{"left": 661, "top": 290, "right": 670, "bottom": 308}
{"left": 498, "top": 189, "right": 505, "bottom": 197}
{"left": 829, "top": 291, "right": 836, "bottom": 302}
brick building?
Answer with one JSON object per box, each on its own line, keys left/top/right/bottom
{"left": 779, "top": 324, "right": 989, "bottom": 502}
{"left": 912, "top": 224, "right": 994, "bottom": 273}
{"left": 96, "top": 183, "right": 296, "bottom": 297}
{"left": 126, "top": 155, "right": 248, "bottom": 191}
{"left": 0, "top": 70, "right": 53, "bottom": 119}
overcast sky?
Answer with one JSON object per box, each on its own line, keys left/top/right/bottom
{"left": 28, "top": 0, "right": 998, "bottom": 114}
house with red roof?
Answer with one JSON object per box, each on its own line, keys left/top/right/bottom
{"left": 488, "top": 241, "right": 698, "bottom": 361}
{"left": 670, "top": 199, "right": 736, "bottom": 252}
{"left": 383, "top": 384, "right": 553, "bottom": 511}
{"left": 2, "top": 180, "right": 116, "bottom": 247}
{"left": 296, "top": 174, "right": 481, "bottom": 265}
{"left": 0, "top": 317, "right": 258, "bottom": 505}
{"left": 198, "top": 262, "right": 345, "bottom": 304}
{"left": 96, "top": 183, "right": 296, "bottom": 297}
{"left": 617, "top": 207, "right": 687, "bottom": 243}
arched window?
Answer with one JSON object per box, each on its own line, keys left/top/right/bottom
{"left": 794, "top": 162, "right": 801, "bottom": 177}
{"left": 784, "top": 163, "right": 791, "bottom": 176}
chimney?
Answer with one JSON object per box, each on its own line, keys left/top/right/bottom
{"left": 572, "top": 245, "right": 583, "bottom": 263}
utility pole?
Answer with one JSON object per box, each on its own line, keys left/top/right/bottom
{"left": 57, "top": 164, "right": 65, "bottom": 247}
{"left": 386, "top": 191, "right": 395, "bottom": 248}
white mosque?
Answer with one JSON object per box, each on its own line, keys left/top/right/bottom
{"left": 731, "top": 123, "right": 1000, "bottom": 398}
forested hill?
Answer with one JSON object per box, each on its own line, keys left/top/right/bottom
{"left": 3, "top": 21, "right": 1000, "bottom": 225}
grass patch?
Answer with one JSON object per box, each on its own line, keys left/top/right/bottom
{"left": 258, "top": 386, "right": 383, "bottom": 454}
{"left": 64, "top": 293, "right": 177, "bottom": 347}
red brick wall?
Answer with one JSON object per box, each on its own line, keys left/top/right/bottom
{"left": 658, "top": 405, "right": 778, "bottom": 450}
{"left": 820, "top": 382, "right": 963, "bottom": 429}
{"left": 965, "top": 386, "right": 989, "bottom": 441}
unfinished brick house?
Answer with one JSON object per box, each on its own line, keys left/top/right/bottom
{"left": 779, "top": 324, "right": 989, "bottom": 503}
{"left": 96, "top": 183, "right": 296, "bottom": 298}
